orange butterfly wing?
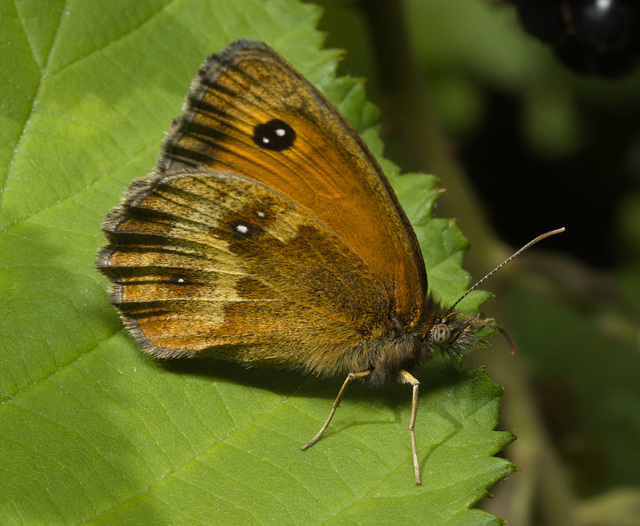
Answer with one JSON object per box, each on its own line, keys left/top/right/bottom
{"left": 98, "top": 40, "right": 430, "bottom": 380}
{"left": 160, "top": 40, "right": 428, "bottom": 326}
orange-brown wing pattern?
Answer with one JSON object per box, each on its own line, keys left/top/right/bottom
{"left": 158, "top": 39, "right": 427, "bottom": 330}
{"left": 98, "top": 171, "right": 396, "bottom": 377}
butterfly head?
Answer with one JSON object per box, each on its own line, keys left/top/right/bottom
{"left": 426, "top": 309, "right": 490, "bottom": 357}
{"left": 422, "top": 227, "right": 566, "bottom": 359}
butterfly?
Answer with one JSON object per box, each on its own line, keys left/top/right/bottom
{"left": 97, "top": 39, "right": 563, "bottom": 484}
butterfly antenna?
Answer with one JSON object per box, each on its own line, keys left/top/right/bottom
{"left": 450, "top": 227, "right": 565, "bottom": 313}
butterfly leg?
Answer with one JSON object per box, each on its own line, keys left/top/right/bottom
{"left": 301, "top": 369, "right": 372, "bottom": 451}
{"left": 398, "top": 370, "right": 421, "bottom": 485}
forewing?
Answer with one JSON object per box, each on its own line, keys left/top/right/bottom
{"left": 158, "top": 39, "right": 427, "bottom": 330}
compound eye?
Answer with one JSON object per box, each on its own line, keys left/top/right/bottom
{"left": 432, "top": 323, "right": 451, "bottom": 345}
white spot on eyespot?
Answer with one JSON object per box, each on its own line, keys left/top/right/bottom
{"left": 275, "top": 128, "right": 286, "bottom": 137}
{"left": 256, "top": 211, "right": 265, "bottom": 218}
{"left": 177, "top": 277, "right": 186, "bottom": 284}
{"left": 236, "top": 223, "right": 249, "bottom": 234}
{"left": 261, "top": 137, "right": 269, "bottom": 144}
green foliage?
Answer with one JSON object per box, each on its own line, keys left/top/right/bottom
{"left": 0, "top": 0, "right": 514, "bottom": 524}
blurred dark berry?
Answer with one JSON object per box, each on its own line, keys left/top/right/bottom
{"left": 509, "top": 0, "right": 640, "bottom": 77}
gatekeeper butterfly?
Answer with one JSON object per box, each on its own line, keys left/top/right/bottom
{"left": 97, "top": 39, "right": 563, "bottom": 484}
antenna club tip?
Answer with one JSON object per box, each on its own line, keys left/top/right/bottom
{"left": 539, "top": 227, "right": 566, "bottom": 240}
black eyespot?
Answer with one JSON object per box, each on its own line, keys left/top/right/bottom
{"left": 227, "top": 218, "right": 261, "bottom": 240}
{"left": 169, "top": 274, "right": 192, "bottom": 286}
{"left": 253, "top": 119, "right": 295, "bottom": 151}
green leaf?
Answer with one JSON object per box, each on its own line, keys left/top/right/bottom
{"left": 0, "top": 1, "right": 514, "bottom": 524}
